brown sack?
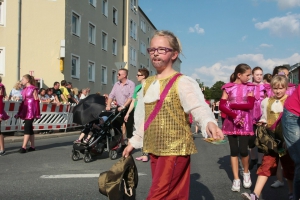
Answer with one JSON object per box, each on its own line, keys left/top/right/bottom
{"left": 99, "top": 155, "right": 138, "bottom": 200}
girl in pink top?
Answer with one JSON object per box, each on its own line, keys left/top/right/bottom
{"left": 249, "top": 67, "right": 265, "bottom": 170}
{"left": 15, "top": 74, "right": 40, "bottom": 153}
{"left": 0, "top": 76, "right": 9, "bottom": 156}
{"left": 220, "top": 63, "right": 255, "bottom": 192}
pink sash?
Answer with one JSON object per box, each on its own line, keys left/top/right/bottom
{"left": 144, "top": 73, "right": 182, "bottom": 131}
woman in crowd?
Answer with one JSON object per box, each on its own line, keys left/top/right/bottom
{"left": 124, "top": 68, "right": 149, "bottom": 162}
{"left": 220, "top": 63, "right": 255, "bottom": 192}
{"left": 9, "top": 81, "right": 23, "bottom": 101}
{"left": 45, "top": 88, "right": 60, "bottom": 104}
{"left": 39, "top": 88, "right": 50, "bottom": 103}
{"left": 15, "top": 74, "right": 41, "bottom": 153}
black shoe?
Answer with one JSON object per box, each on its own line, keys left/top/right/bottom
{"left": 249, "top": 159, "right": 258, "bottom": 170}
{"left": 28, "top": 147, "right": 36, "bottom": 152}
{"left": 19, "top": 148, "right": 27, "bottom": 153}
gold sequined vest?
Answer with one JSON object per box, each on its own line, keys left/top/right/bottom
{"left": 266, "top": 95, "right": 287, "bottom": 142}
{"left": 142, "top": 73, "right": 197, "bottom": 156}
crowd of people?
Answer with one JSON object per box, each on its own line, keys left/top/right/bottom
{"left": 0, "top": 30, "right": 299, "bottom": 200}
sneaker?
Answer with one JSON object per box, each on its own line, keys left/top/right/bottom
{"left": 249, "top": 159, "right": 258, "bottom": 170}
{"left": 28, "top": 147, "right": 35, "bottom": 152}
{"left": 241, "top": 193, "right": 259, "bottom": 200}
{"left": 0, "top": 150, "right": 6, "bottom": 156}
{"left": 231, "top": 179, "right": 240, "bottom": 192}
{"left": 19, "top": 148, "right": 27, "bottom": 153}
{"left": 243, "top": 171, "right": 252, "bottom": 188}
{"left": 271, "top": 180, "right": 284, "bottom": 188}
{"left": 73, "top": 139, "right": 81, "bottom": 144}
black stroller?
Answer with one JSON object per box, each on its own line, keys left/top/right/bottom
{"left": 71, "top": 94, "right": 124, "bottom": 163}
{"left": 71, "top": 110, "right": 123, "bottom": 162}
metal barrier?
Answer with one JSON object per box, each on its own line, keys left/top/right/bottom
{"left": 2, "top": 101, "right": 82, "bottom": 132}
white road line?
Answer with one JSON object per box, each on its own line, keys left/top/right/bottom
{"left": 40, "top": 173, "right": 147, "bottom": 179}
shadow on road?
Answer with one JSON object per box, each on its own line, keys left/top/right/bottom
{"left": 189, "top": 173, "right": 215, "bottom": 200}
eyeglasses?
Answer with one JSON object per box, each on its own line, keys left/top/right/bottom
{"left": 147, "top": 47, "right": 173, "bottom": 55}
{"left": 136, "top": 74, "right": 144, "bottom": 77}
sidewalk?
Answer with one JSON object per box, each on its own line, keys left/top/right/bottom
{"left": 4, "top": 130, "right": 80, "bottom": 144}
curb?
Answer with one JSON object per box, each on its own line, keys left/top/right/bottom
{"left": 4, "top": 131, "right": 80, "bottom": 144}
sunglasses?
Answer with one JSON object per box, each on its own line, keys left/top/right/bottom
{"left": 136, "top": 74, "right": 144, "bottom": 77}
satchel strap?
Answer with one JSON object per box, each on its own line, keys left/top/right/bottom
{"left": 144, "top": 73, "right": 182, "bottom": 131}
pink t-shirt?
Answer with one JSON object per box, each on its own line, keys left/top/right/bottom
{"left": 285, "top": 85, "right": 300, "bottom": 116}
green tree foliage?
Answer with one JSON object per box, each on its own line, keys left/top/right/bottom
{"left": 210, "top": 81, "right": 225, "bottom": 101}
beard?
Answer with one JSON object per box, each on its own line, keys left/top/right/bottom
{"left": 151, "top": 57, "right": 165, "bottom": 69}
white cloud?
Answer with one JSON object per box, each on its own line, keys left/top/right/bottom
{"left": 242, "top": 35, "right": 248, "bottom": 41}
{"left": 188, "top": 24, "right": 205, "bottom": 34}
{"left": 259, "top": 43, "right": 273, "bottom": 47}
{"left": 190, "top": 53, "right": 300, "bottom": 87}
{"left": 276, "top": 0, "right": 300, "bottom": 9}
{"left": 255, "top": 13, "right": 300, "bottom": 37}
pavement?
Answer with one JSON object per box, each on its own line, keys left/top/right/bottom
{"left": 3, "top": 130, "right": 81, "bottom": 144}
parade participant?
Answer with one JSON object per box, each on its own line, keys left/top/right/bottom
{"left": 220, "top": 63, "right": 255, "bottom": 192}
{"left": 0, "top": 77, "right": 10, "bottom": 156}
{"left": 242, "top": 75, "right": 294, "bottom": 200}
{"left": 124, "top": 68, "right": 149, "bottom": 162}
{"left": 106, "top": 68, "right": 135, "bottom": 152}
{"left": 282, "top": 83, "right": 300, "bottom": 200}
{"left": 249, "top": 67, "right": 265, "bottom": 170}
{"left": 15, "top": 74, "right": 41, "bottom": 153}
{"left": 212, "top": 101, "right": 220, "bottom": 122}
{"left": 123, "top": 30, "right": 223, "bottom": 199}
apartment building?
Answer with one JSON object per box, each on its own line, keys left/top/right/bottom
{"left": 0, "top": 0, "right": 181, "bottom": 94}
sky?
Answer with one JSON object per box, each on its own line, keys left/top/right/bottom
{"left": 139, "top": 0, "right": 300, "bottom": 86}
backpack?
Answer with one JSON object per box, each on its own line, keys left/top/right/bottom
{"left": 98, "top": 155, "right": 138, "bottom": 200}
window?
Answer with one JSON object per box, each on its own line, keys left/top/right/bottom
{"left": 89, "top": 0, "right": 96, "bottom": 7}
{"left": 140, "top": 41, "right": 146, "bottom": 55}
{"left": 130, "top": 20, "right": 137, "bottom": 40}
{"left": 88, "top": 23, "right": 96, "bottom": 44}
{"left": 101, "top": 66, "right": 107, "bottom": 84}
{"left": 0, "top": 1, "right": 6, "bottom": 26}
{"left": 88, "top": 61, "right": 95, "bottom": 82}
{"left": 102, "top": 31, "right": 107, "bottom": 50}
{"left": 71, "top": 54, "right": 80, "bottom": 78}
{"left": 112, "top": 70, "right": 117, "bottom": 85}
{"left": 112, "top": 38, "right": 117, "bottom": 55}
{"left": 130, "top": 46, "right": 136, "bottom": 66}
{"left": 147, "top": 58, "right": 150, "bottom": 68}
{"left": 112, "top": 7, "right": 118, "bottom": 25}
{"left": 72, "top": 11, "right": 81, "bottom": 36}
{"left": 140, "top": 19, "right": 146, "bottom": 33}
{"left": 130, "top": 0, "right": 137, "bottom": 11}
{"left": 102, "top": 0, "right": 108, "bottom": 17}
{"left": 0, "top": 48, "right": 5, "bottom": 75}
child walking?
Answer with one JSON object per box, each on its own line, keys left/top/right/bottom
{"left": 249, "top": 67, "right": 265, "bottom": 170}
{"left": 15, "top": 74, "right": 41, "bottom": 153}
{"left": 242, "top": 75, "right": 294, "bottom": 200}
{"left": 122, "top": 30, "right": 223, "bottom": 200}
{"left": 0, "top": 77, "right": 9, "bottom": 156}
{"left": 220, "top": 63, "right": 255, "bottom": 192}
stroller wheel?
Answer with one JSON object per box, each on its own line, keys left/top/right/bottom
{"left": 83, "top": 153, "right": 92, "bottom": 163}
{"left": 72, "top": 150, "right": 80, "bottom": 161}
{"left": 109, "top": 150, "right": 118, "bottom": 160}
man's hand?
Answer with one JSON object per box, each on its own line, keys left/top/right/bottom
{"left": 117, "top": 106, "right": 124, "bottom": 112}
{"left": 122, "top": 142, "right": 134, "bottom": 158}
{"left": 206, "top": 122, "right": 224, "bottom": 140}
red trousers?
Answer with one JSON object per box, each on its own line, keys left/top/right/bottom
{"left": 147, "top": 154, "right": 190, "bottom": 200}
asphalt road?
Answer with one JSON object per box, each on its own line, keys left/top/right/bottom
{"left": 0, "top": 124, "right": 290, "bottom": 200}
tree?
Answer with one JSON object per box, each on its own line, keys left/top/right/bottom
{"left": 210, "top": 81, "right": 225, "bottom": 101}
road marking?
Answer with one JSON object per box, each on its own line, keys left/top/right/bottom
{"left": 40, "top": 173, "right": 147, "bottom": 179}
